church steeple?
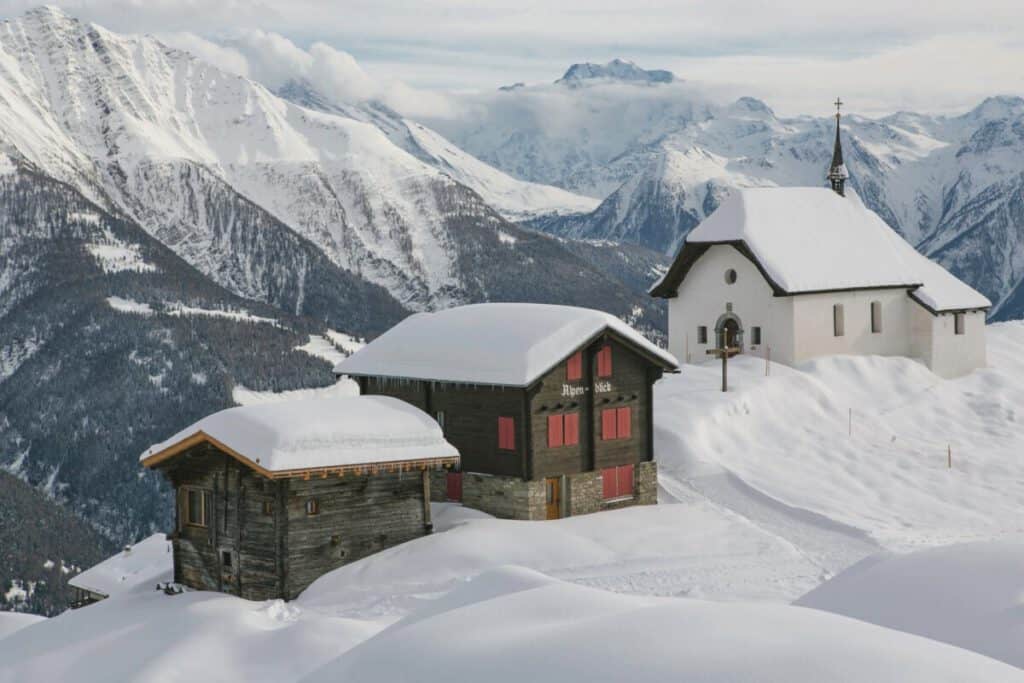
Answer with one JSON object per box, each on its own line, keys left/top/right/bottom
{"left": 827, "top": 97, "right": 848, "bottom": 197}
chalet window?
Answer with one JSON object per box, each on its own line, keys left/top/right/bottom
{"left": 547, "top": 413, "right": 580, "bottom": 448}
{"left": 601, "top": 464, "right": 635, "bottom": 500}
{"left": 564, "top": 412, "right": 580, "bottom": 446}
{"left": 566, "top": 351, "right": 583, "bottom": 382}
{"left": 871, "top": 301, "right": 882, "bottom": 334}
{"left": 833, "top": 304, "right": 845, "bottom": 337}
{"left": 954, "top": 312, "right": 965, "bottom": 335}
{"left": 184, "top": 488, "right": 209, "bottom": 527}
{"left": 751, "top": 326, "right": 762, "bottom": 345}
{"left": 498, "top": 416, "right": 516, "bottom": 451}
{"left": 547, "top": 414, "right": 564, "bottom": 448}
{"left": 261, "top": 500, "right": 273, "bottom": 516}
{"left": 698, "top": 326, "right": 708, "bottom": 344}
{"left": 596, "top": 345, "right": 613, "bottom": 378}
{"left": 305, "top": 498, "right": 319, "bottom": 516}
{"left": 600, "top": 407, "right": 632, "bottom": 441}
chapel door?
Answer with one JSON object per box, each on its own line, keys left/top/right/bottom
{"left": 722, "top": 319, "right": 741, "bottom": 350}
{"left": 545, "top": 477, "right": 561, "bottom": 520}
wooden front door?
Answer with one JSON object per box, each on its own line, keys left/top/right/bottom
{"left": 545, "top": 477, "right": 561, "bottom": 520}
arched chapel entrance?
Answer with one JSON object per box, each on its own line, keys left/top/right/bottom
{"left": 715, "top": 313, "right": 744, "bottom": 351}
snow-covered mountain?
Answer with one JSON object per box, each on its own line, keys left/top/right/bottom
{"left": 427, "top": 62, "right": 1024, "bottom": 320}
{"left": 0, "top": 8, "right": 641, "bottom": 322}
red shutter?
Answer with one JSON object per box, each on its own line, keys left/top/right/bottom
{"left": 566, "top": 352, "right": 582, "bottom": 381}
{"left": 597, "top": 345, "right": 612, "bottom": 377}
{"left": 547, "top": 414, "right": 564, "bottom": 448}
{"left": 564, "top": 413, "right": 579, "bottom": 446}
{"left": 617, "top": 464, "right": 634, "bottom": 497}
{"left": 498, "top": 416, "right": 515, "bottom": 451}
{"left": 616, "top": 407, "right": 631, "bottom": 440}
{"left": 601, "top": 409, "right": 617, "bottom": 441}
{"left": 602, "top": 467, "right": 617, "bottom": 499}
{"left": 446, "top": 472, "right": 463, "bottom": 501}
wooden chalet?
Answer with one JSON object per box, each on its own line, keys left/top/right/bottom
{"left": 335, "top": 304, "right": 679, "bottom": 520}
{"left": 140, "top": 395, "right": 459, "bottom": 601}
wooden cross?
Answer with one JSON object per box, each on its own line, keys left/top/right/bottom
{"left": 706, "top": 345, "right": 741, "bottom": 392}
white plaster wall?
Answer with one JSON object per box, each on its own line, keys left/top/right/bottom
{"left": 790, "top": 289, "right": 915, "bottom": 364}
{"left": 668, "top": 245, "right": 794, "bottom": 365}
{"left": 928, "top": 309, "right": 987, "bottom": 378}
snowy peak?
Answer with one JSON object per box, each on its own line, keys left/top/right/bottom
{"left": 556, "top": 59, "right": 675, "bottom": 87}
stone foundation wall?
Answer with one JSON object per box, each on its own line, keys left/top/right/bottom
{"left": 459, "top": 462, "right": 658, "bottom": 520}
{"left": 462, "top": 472, "right": 546, "bottom": 520}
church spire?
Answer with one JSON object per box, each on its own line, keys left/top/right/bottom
{"left": 827, "top": 97, "right": 848, "bottom": 197}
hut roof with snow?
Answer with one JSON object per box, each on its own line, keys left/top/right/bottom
{"left": 139, "top": 395, "right": 459, "bottom": 478}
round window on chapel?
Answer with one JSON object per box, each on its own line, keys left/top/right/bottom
{"left": 725, "top": 268, "right": 738, "bottom": 285}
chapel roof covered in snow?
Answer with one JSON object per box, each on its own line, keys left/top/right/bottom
{"left": 139, "top": 395, "right": 459, "bottom": 477}
{"left": 649, "top": 187, "right": 991, "bottom": 313}
{"left": 68, "top": 533, "right": 172, "bottom": 599}
{"left": 334, "top": 303, "right": 678, "bottom": 387}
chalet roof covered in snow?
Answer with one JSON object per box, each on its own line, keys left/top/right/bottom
{"left": 650, "top": 187, "right": 991, "bottom": 312}
{"left": 68, "top": 533, "right": 172, "bottom": 598}
{"left": 334, "top": 303, "right": 678, "bottom": 386}
{"left": 140, "top": 396, "right": 458, "bottom": 475}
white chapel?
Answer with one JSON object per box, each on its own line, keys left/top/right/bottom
{"left": 650, "top": 106, "right": 991, "bottom": 379}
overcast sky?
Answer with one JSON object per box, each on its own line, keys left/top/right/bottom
{"left": 4, "top": 0, "right": 1023, "bottom": 116}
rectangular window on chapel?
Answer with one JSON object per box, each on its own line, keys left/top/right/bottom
{"left": 596, "top": 345, "right": 613, "bottom": 378}
{"left": 954, "top": 312, "right": 965, "bottom": 335}
{"left": 871, "top": 301, "right": 882, "bottom": 334}
{"left": 498, "top": 416, "right": 516, "bottom": 451}
{"left": 833, "top": 304, "right": 845, "bottom": 337}
{"left": 566, "top": 352, "right": 583, "bottom": 381}
{"left": 697, "top": 326, "right": 708, "bottom": 344}
{"left": 751, "top": 326, "right": 762, "bottom": 345}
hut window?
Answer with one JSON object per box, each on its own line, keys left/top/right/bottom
{"left": 497, "top": 416, "right": 516, "bottom": 451}
{"left": 601, "top": 407, "right": 632, "bottom": 441}
{"left": 698, "top": 326, "right": 708, "bottom": 344}
{"left": 221, "top": 550, "right": 232, "bottom": 569}
{"left": 601, "top": 464, "right": 635, "bottom": 500}
{"left": 871, "top": 301, "right": 882, "bottom": 334}
{"left": 955, "top": 312, "right": 965, "bottom": 335}
{"left": 751, "top": 326, "right": 762, "bottom": 345}
{"left": 261, "top": 500, "right": 273, "bottom": 516}
{"left": 566, "top": 351, "right": 583, "bottom": 381}
{"left": 305, "top": 498, "right": 319, "bottom": 516}
{"left": 596, "top": 345, "right": 613, "bottom": 377}
{"left": 833, "top": 304, "right": 845, "bottom": 337}
{"left": 184, "top": 488, "right": 209, "bottom": 527}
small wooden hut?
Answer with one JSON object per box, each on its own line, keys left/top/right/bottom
{"left": 140, "top": 395, "right": 459, "bottom": 601}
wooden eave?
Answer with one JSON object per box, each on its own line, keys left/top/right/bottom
{"left": 139, "top": 431, "right": 459, "bottom": 480}
{"left": 649, "top": 239, "right": 922, "bottom": 299}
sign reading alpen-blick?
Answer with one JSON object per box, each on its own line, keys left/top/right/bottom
{"left": 562, "top": 381, "right": 612, "bottom": 397}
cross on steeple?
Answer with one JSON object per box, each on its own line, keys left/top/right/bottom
{"left": 827, "top": 97, "right": 848, "bottom": 197}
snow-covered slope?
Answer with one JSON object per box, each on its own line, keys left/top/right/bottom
{"left": 797, "top": 540, "right": 1024, "bottom": 669}
{"left": 429, "top": 64, "right": 1024, "bottom": 319}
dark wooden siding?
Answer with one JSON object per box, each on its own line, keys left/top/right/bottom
{"left": 284, "top": 471, "right": 429, "bottom": 598}
{"left": 363, "top": 377, "right": 527, "bottom": 479}
{"left": 590, "top": 338, "right": 655, "bottom": 471}
{"left": 163, "top": 444, "right": 284, "bottom": 601}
